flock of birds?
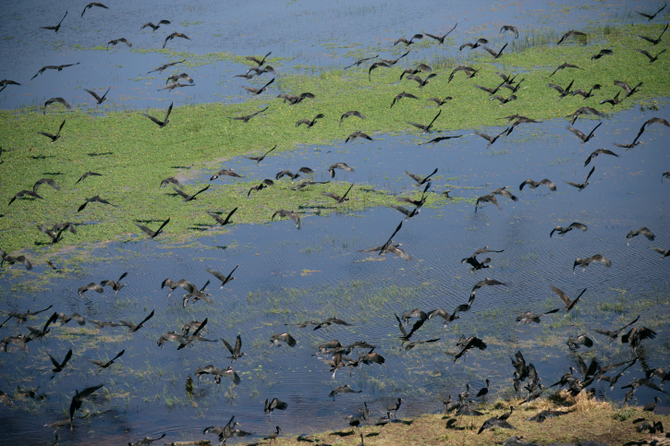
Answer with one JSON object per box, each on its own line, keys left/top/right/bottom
{"left": 1, "top": 1, "right": 669, "bottom": 445}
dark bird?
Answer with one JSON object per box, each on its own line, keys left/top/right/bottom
{"left": 78, "top": 282, "right": 103, "bottom": 297}
{"left": 469, "top": 278, "right": 506, "bottom": 302}
{"left": 478, "top": 416, "right": 516, "bottom": 434}
{"left": 120, "top": 310, "right": 154, "bottom": 333}
{"left": 25, "top": 312, "right": 58, "bottom": 340}
{"left": 147, "top": 60, "right": 185, "bottom": 74}
{"left": 634, "top": 116, "right": 670, "bottom": 144}
{"left": 593, "top": 315, "right": 640, "bottom": 340}
{"left": 207, "top": 265, "right": 237, "bottom": 287}
{"left": 567, "top": 334, "right": 594, "bottom": 349}
{"left": 329, "top": 385, "right": 361, "bottom": 400}
{"left": 390, "top": 91, "right": 418, "bottom": 109}
{"left": 37, "top": 223, "right": 75, "bottom": 244}
{"left": 247, "top": 145, "right": 276, "bottom": 163}
{"left": 549, "top": 62, "right": 583, "bottom": 77}
{"left": 107, "top": 38, "right": 132, "bottom": 47}
{"left": 229, "top": 105, "right": 269, "bottom": 123}
{"left": 500, "top": 25, "right": 519, "bottom": 38}
{"left": 264, "top": 426, "right": 281, "bottom": 443}
{"left": 517, "top": 308, "right": 560, "bottom": 324}
{"left": 474, "top": 194, "right": 501, "bottom": 213}
{"left": 158, "top": 82, "right": 194, "bottom": 92}
{"left": 483, "top": 43, "right": 508, "bottom": 58}
{"left": 475, "top": 83, "right": 503, "bottom": 96}
{"left": 136, "top": 217, "right": 170, "bottom": 239}
{"left": 174, "top": 185, "right": 209, "bottom": 202}
{"left": 547, "top": 79, "right": 575, "bottom": 98}
{"left": 210, "top": 168, "right": 242, "bottom": 181}
{"left": 639, "top": 23, "right": 668, "bottom": 45}
{"left": 551, "top": 285, "right": 586, "bottom": 312}
{"left": 275, "top": 170, "right": 299, "bottom": 180}
{"left": 519, "top": 178, "right": 556, "bottom": 191}
{"left": 590, "top": 48, "right": 613, "bottom": 60}
{"left": 405, "top": 168, "right": 438, "bottom": 185}
{"left": 328, "top": 162, "right": 355, "bottom": 178}
{"left": 424, "top": 24, "right": 458, "bottom": 43}
{"left": 344, "top": 55, "right": 378, "bottom": 69}
{"left": 0, "top": 79, "right": 20, "bottom": 92}
{"left": 277, "top": 91, "right": 315, "bottom": 104}
{"left": 222, "top": 334, "right": 245, "bottom": 360}
{"left": 84, "top": 87, "right": 110, "bottom": 105}
{"left": 207, "top": 208, "right": 237, "bottom": 226}
{"left": 8, "top": 190, "right": 42, "bottom": 206}
{"left": 550, "top": 222, "right": 587, "bottom": 237}
{"left": 636, "top": 48, "right": 666, "bottom": 63}
{"left": 166, "top": 73, "right": 194, "bottom": 84}
{"left": 573, "top": 254, "right": 611, "bottom": 270}
{"left": 87, "top": 349, "right": 124, "bottom": 369}
{"left": 270, "top": 332, "right": 296, "bottom": 347}
{"left": 448, "top": 65, "right": 478, "bottom": 82}
{"left": 264, "top": 398, "right": 288, "bottom": 413}
{"left": 650, "top": 247, "right": 670, "bottom": 259}
{"left": 556, "top": 30, "right": 587, "bottom": 45}
{"left": 296, "top": 113, "right": 325, "bottom": 128}
{"left": 420, "top": 134, "right": 461, "bottom": 145}
{"left": 142, "top": 102, "right": 173, "bottom": 128}
{"left": 638, "top": 2, "right": 667, "bottom": 20}
{"left": 565, "top": 166, "right": 595, "bottom": 190}
{"left": 368, "top": 61, "right": 391, "bottom": 81}
{"left": 100, "top": 272, "right": 128, "bottom": 294}
{"left": 627, "top": 227, "right": 655, "bottom": 244}
{"left": 428, "top": 308, "right": 460, "bottom": 325}
{"left": 459, "top": 38, "right": 488, "bottom": 50}
{"left": 407, "top": 110, "right": 442, "bottom": 133}
{"left": 345, "top": 131, "right": 373, "bottom": 143}
{"left": 600, "top": 91, "right": 622, "bottom": 106}
{"left": 48, "top": 348, "right": 73, "bottom": 374}
{"left": 406, "top": 73, "right": 437, "bottom": 88}
{"left": 77, "top": 195, "right": 115, "bottom": 212}
{"left": 242, "top": 77, "right": 275, "bottom": 95}
{"left": 41, "top": 11, "right": 68, "bottom": 32}
{"left": 323, "top": 183, "right": 354, "bottom": 204}
{"left": 69, "top": 384, "right": 103, "bottom": 430}
{"left": 339, "top": 110, "right": 366, "bottom": 124}
{"left": 644, "top": 396, "right": 662, "bottom": 412}
{"left": 622, "top": 326, "right": 657, "bottom": 349}
{"left": 0, "top": 255, "right": 33, "bottom": 270}
{"left": 81, "top": 2, "right": 107, "bottom": 17}
{"left": 31, "top": 62, "right": 80, "bottom": 80}
{"left": 390, "top": 204, "right": 420, "bottom": 219}
{"left": 614, "top": 80, "right": 643, "bottom": 98}
{"left": 37, "top": 119, "right": 66, "bottom": 142}
{"left": 474, "top": 129, "right": 505, "bottom": 147}
{"left": 162, "top": 32, "right": 190, "bottom": 49}
{"left": 159, "top": 177, "right": 182, "bottom": 188}
{"left": 44, "top": 97, "right": 72, "bottom": 110}
{"left": 394, "top": 34, "right": 423, "bottom": 46}
{"left": 490, "top": 94, "right": 517, "bottom": 105}
{"left": 395, "top": 313, "right": 425, "bottom": 341}
{"left": 141, "top": 20, "right": 171, "bottom": 31}
{"left": 477, "top": 379, "right": 491, "bottom": 398}
{"left": 452, "top": 336, "right": 487, "bottom": 363}
{"left": 271, "top": 209, "right": 301, "bottom": 229}
{"left": 246, "top": 51, "right": 272, "bottom": 66}
{"left": 427, "top": 97, "right": 453, "bottom": 107}
{"left": 583, "top": 148, "right": 618, "bottom": 168}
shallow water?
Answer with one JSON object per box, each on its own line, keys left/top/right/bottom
{"left": 1, "top": 0, "right": 670, "bottom": 445}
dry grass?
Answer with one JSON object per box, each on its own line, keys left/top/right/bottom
{"left": 266, "top": 395, "right": 669, "bottom": 446}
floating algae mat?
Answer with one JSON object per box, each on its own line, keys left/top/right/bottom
{"left": 1, "top": 1, "right": 669, "bottom": 445}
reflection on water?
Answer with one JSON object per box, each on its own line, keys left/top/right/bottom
{"left": 0, "top": 102, "right": 668, "bottom": 444}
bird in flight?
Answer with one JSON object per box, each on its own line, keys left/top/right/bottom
{"left": 339, "top": 110, "right": 365, "bottom": 125}
{"left": 142, "top": 102, "right": 173, "bottom": 128}
{"left": 407, "top": 110, "right": 442, "bottom": 133}
{"left": 296, "top": 113, "right": 325, "bottom": 128}
{"left": 81, "top": 2, "right": 107, "bottom": 17}
{"left": 500, "top": 25, "right": 519, "bottom": 38}
{"left": 584, "top": 148, "right": 618, "bottom": 167}
{"left": 322, "top": 183, "right": 354, "bottom": 204}
{"left": 136, "top": 217, "right": 170, "bottom": 239}
{"left": 108, "top": 38, "right": 132, "bottom": 47}
{"left": 229, "top": 106, "right": 269, "bottom": 123}
{"left": 345, "top": 131, "right": 373, "bottom": 143}
{"left": 390, "top": 91, "right": 418, "bottom": 109}
{"left": 42, "top": 11, "right": 68, "bottom": 32}
{"left": 550, "top": 222, "right": 587, "bottom": 238}
{"left": 246, "top": 51, "right": 272, "bottom": 66}
{"left": 207, "top": 265, "right": 238, "bottom": 288}
{"left": 141, "top": 20, "right": 171, "bottom": 31}
{"left": 639, "top": 23, "right": 668, "bottom": 45}
{"left": 173, "top": 185, "right": 210, "bottom": 202}
{"left": 549, "top": 62, "right": 583, "bottom": 77}
{"left": 567, "top": 122, "right": 602, "bottom": 143}
{"left": 635, "top": 48, "right": 666, "bottom": 63}
{"left": 44, "top": 97, "right": 72, "bottom": 110}
{"left": 638, "top": 2, "right": 667, "bottom": 20}
{"left": 556, "top": 30, "right": 587, "bottom": 45}
{"left": 519, "top": 178, "right": 556, "bottom": 191}
{"left": 242, "top": 78, "right": 275, "bottom": 95}
{"left": 147, "top": 60, "right": 185, "bottom": 74}
{"left": 565, "top": 166, "right": 595, "bottom": 190}
{"left": 272, "top": 209, "right": 301, "bottom": 229}
{"left": 84, "top": 87, "right": 110, "bottom": 104}
{"left": 405, "top": 168, "right": 438, "bottom": 186}
{"left": 573, "top": 254, "right": 611, "bottom": 271}
{"left": 31, "top": 63, "right": 80, "bottom": 80}
{"left": 551, "top": 285, "right": 586, "bottom": 312}
{"left": 483, "top": 43, "right": 508, "bottom": 58}
{"left": 207, "top": 208, "right": 237, "bottom": 226}
{"left": 77, "top": 195, "right": 115, "bottom": 212}
{"left": 424, "top": 24, "right": 458, "bottom": 43}
{"left": 163, "top": 32, "right": 190, "bottom": 49}
{"left": 37, "top": 120, "right": 66, "bottom": 142}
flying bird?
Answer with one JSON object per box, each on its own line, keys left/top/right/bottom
{"left": 107, "top": 38, "right": 132, "bottom": 47}
{"left": 590, "top": 48, "right": 613, "bottom": 60}
{"left": 81, "top": 2, "right": 107, "bottom": 16}
{"left": 424, "top": 23, "right": 458, "bottom": 43}
{"left": 451, "top": 336, "right": 487, "bottom": 363}
{"left": 247, "top": 145, "right": 276, "bottom": 163}
{"left": 69, "top": 384, "right": 103, "bottom": 431}
{"left": 635, "top": 48, "right": 666, "bottom": 63}
{"left": 345, "top": 131, "right": 372, "bottom": 143}
{"left": 147, "top": 60, "right": 185, "bottom": 74}
{"left": 84, "top": 88, "right": 110, "bottom": 104}
{"left": 270, "top": 332, "right": 296, "bottom": 347}
{"left": 296, "top": 113, "right": 324, "bottom": 128}
{"left": 519, "top": 178, "right": 556, "bottom": 191}
{"left": 344, "top": 55, "right": 378, "bottom": 69}
{"left": 614, "top": 80, "right": 642, "bottom": 98}
{"left": 142, "top": 102, "right": 173, "bottom": 128}
{"left": 573, "top": 254, "right": 611, "bottom": 270}
{"left": 328, "top": 162, "right": 354, "bottom": 178}
{"left": 173, "top": 185, "right": 210, "bottom": 202}
{"left": 163, "top": 32, "right": 190, "bottom": 49}
{"left": 405, "top": 168, "right": 438, "bottom": 185}
{"left": 207, "top": 265, "right": 238, "bottom": 288}
{"left": 549, "top": 62, "right": 583, "bottom": 77}
{"left": 100, "top": 272, "right": 128, "bottom": 294}
{"left": 448, "top": 65, "right": 479, "bottom": 82}
{"left": 551, "top": 285, "right": 586, "bottom": 312}
{"left": 390, "top": 91, "right": 418, "bottom": 109}
{"left": 120, "top": 310, "right": 154, "bottom": 333}
{"left": 77, "top": 195, "right": 115, "bottom": 212}
{"left": 459, "top": 38, "right": 488, "bottom": 50}
{"left": 222, "top": 334, "right": 245, "bottom": 361}
{"left": 229, "top": 105, "right": 269, "bottom": 123}
{"left": 41, "top": 11, "right": 68, "bottom": 32}
{"left": 37, "top": 119, "right": 66, "bottom": 142}
{"left": 556, "top": 30, "right": 587, "bottom": 45}
{"left": 393, "top": 34, "right": 424, "bottom": 46}
{"left": 322, "top": 183, "right": 354, "bottom": 204}
{"left": 565, "top": 166, "right": 595, "bottom": 190}
{"left": 406, "top": 73, "right": 437, "bottom": 88}
{"left": 272, "top": 209, "right": 301, "bottom": 229}
{"left": 207, "top": 208, "right": 237, "bottom": 226}
{"left": 136, "top": 217, "right": 170, "bottom": 239}
{"left": 483, "top": 43, "right": 508, "bottom": 58}
{"left": 339, "top": 110, "right": 365, "bottom": 124}
{"left": 568, "top": 106, "right": 604, "bottom": 125}
{"left": 48, "top": 349, "right": 73, "bottom": 374}
{"left": 420, "top": 134, "right": 462, "bottom": 145}
{"left": 627, "top": 227, "right": 655, "bottom": 244}
{"left": 141, "top": 20, "right": 171, "bottom": 31}
{"left": 547, "top": 79, "right": 575, "bottom": 98}
{"left": 500, "top": 25, "right": 519, "bottom": 38}
{"left": 87, "top": 349, "right": 124, "bottom": 369}
{"left": 474, "top": 194, "right": 501, "bottom": 213}
{"left": 264, "top": 398, "right": 288, "bottom": 413}
{"left": 550, "top": 222, "right": 587, "bottom": 237}
{"left": 210, "top": 168, "right": 242, "bottom": 181}
{"left": 246, "top": 51, "right": 272, "bottom": 66}
{"left": 639, "top": 23, "right": 668, "bottom": 45}
{"left": 31, "top": 62, "right": 80, "bottom": 80}
{"left": 474, "top": 129, "right": 505, "bottom": 147}
{"left": 517, "top": 308, "right": 560, "bottom": 324}
{"left": 407, "top": 110, "right": 441, "bottom": 133}
{"left": 567, "top": 122, "right": 602, "bottom": 143}
{"left": 637, "top": 2, "right": 667, "bottom": 20}
{"left": 242, "top": 77, "right": 275, "bottom": 95}
{"left": 44, "top": 97, "right": 72, "bottom": 110}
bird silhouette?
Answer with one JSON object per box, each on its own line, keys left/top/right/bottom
{"left": 100, "top": 272, "right": 128, "bottom": 294}
{"left": 242, "top": 78, "right": 275, "bottom": 95}
{"left": 638, "top": 2, "right": 667, "bottom": 20}
{"left": 207, "top": 265, "right": 237, "bottom": 288}
{"left": 87, "top": 349, "right": 124, "bottom": 369}
{"left": 41, "top": 11, "right": 68, "bottom": 32}
{"left": 549, "top": 62, "right": 583, "bottom": 77}
{"left": 424, "top": 24, "right": 458, "bottom": 43}
{"left": 84, "top": 88, "right": 110, "bottom": 104}
{"left": 147, "top": 60, "right": 185, "bottom": 74}
{"left": 550, "top": 222, "right": 587, "bottom": 237}
{"left": 108, "top": 38, "right": 131, "bottom": 47}
{"left": 142, "top": 102, "right": 173, "bottom": 128}
{"left": 48, "top": 349, "right": 73, "bottom": 374}
{"left": 517, "top": 308, "right": 560, "bottom": 324}
{"left": 270, "top": 332, "right": 297, "bottom": 347}
{"left": 557, "top": 30, "right": 586, "bottom": 45}
{"left": 394, "top": 34, "right": 423, "bottom": 45}
{"left": 344, "top": 55, "right": 378, "bottom": 69}
{"left": 207, "top": 208, "right": 237, "bottom": 226}
{"left": 407, "top": 110, "right": 441, "bottom": 133}
{"left": 77, "top": 195, "right": 115, "bottom": 212}
{"left": 519, "top": 178, "right": 556, "bottom": 191}
{"left": 69, "top": 384, "right": 103, "bottom": 430}
{"left": 627, "top": 227, "right": 655, "bottom": 244}
{"left": 567, "top": 122, "right": 602, "bottom": 143}
{"left": 500, "top": 25, "right": 519, "bottom": 38}
{"left": 173, "top": 185, "right": 209, "bottom": 202}
{"left": 551, "top": 286, "right": 587, "bottom": 312}
{"left": 547, "top": 79, "right": 575, "bottom": 98}
{"left": 141, "top": 20, "right": 171, "bottom": 31}
{"left": 222, "top": 334, "right": 245, "bottom": 360}
{"left": 474, "top": 194, "right": 501, "bottom": 213}
{"left": 323, "top": 183, "right": 354, "bottom": 204}
{"left": 483, "top": 43, "right": 508, "bottom": 58}
{"left": 31, "top": 63, "right": 80, "bottom": 80}
{"left": 44, "top": 97, "right": 72, "bottom": 110}
{"left": 459, "top": 38, "right": 488, "bottom": 50}
{"left": 296, "top": 113, "right": 324, "bottom": 128}
{"left": 120, "top": 310, "right": 154, "bottom": 333}
{"left": 565, "top": 166, "right": 595, "bottom": 190}
{"left": 246, "top": 51, "right": 272, "bottom": 66}
{"left": 37, "top": 119, "right": 66, "bottom": 142}
{"left": 573, "top": 254, "right": 611, "bottom": 270}
{"left": 639, "top": 23, "right": 668, "bottom": 45}
{"left": 448, "top": 65, "right": 478, "bottom": 82}
{"left": 474, "top": 129, "right": 506, "bottom": 147}
{"left": 272, "top": 209, "right": 301, "bottom": 229}
{"left": 614, "top": 80, "right": 642, "bottom": 98}
{"left": 590, "top": 48, "right": 613, "bottom": 60}
{"left": 635, "top": 48, "right": 666, "bottom": 63}
{"left": 345, "top": 131, "right": 373, "bottom": 143}
{"left": 136, "top": 217, "right": 170, "bottom": 238}
{"left": 229, "top": 105, "right": 269, "bottom": 123}
{"left": 163, "top": 32, "right": 190, "bottom": 49}
{"left": 568, "top": 106, "right": 604, "bottom": 125}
